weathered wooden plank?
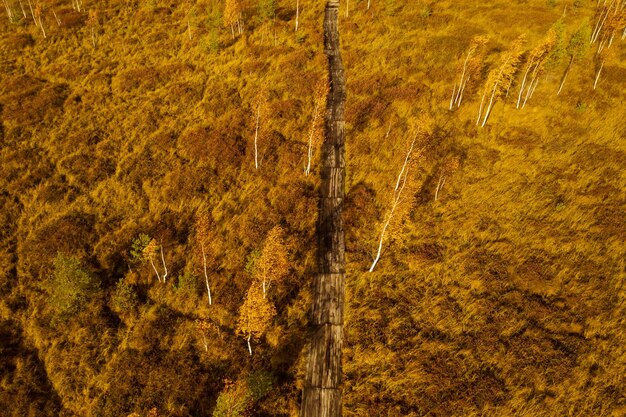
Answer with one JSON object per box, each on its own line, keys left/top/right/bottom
{"left": 305, "top": 324, "right": 343, "bottom": 388}
{"left": 301, "top": 387, "right": 342, "bottom": 417}
{"left": 302, "top": 1, "right": 346, "bottom": 416}
{"left": 311, "top": 273, "right": 345, "bottom": 325}
{"left": 321, "top": 167, "right": 345, "bottom": 198}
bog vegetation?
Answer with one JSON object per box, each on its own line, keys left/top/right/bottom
{"left": 0, "top": 0, "right": 625, "bottom": 416}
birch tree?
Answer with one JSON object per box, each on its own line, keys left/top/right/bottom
{"left": 594, "top": 45, "right": 615, "bottom": 89}
{"left": 477, "top": 36, "right": 525, "bottom": 127}
{"left": 2, "top": 0, "right": 15, "bottom": 22}
{"left": 255, "top": 226, "right": 289, "bottom": 298}
{"left": 251, "top": 88, "right": 269, "bottom": 170}
{"left": 369, "top": 117, "right": 432, "bottom": 272}
{"left": 131, "top": 234, "right": 168, "bottom": 284}
{"left": 195, "top": 212, "right": 213, "bottom": 305}
{"left": 557, "top": 23, "right": 591, "bottom": 95}
{"left": 434, "top": 155, "right": 461, "bottom": 202}
{"left": 304, "top": 79, "right": 327, "bottom": 176}
{"left": 224, "top": 0, "right": 242, "bottom": 38}
{"left": 35, "top": 4, "right": 46, "bottom": 38}
{"left": 450, "top": 36, "right": 488, "bottom": 110}
{"left": 295, "top": 0, "right": 299, "bottom": 31}
{"left": 236, "top": 283, "right": 276, "bottom": 355}
{"left": 591, "top": 0, "right": 626, "bottom": 47}
{"left": 517, "top": 28, "right": 557, "bottom": 109}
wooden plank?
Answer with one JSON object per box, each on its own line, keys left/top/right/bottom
{"left": 301, "top": 387, "right": 342, "bottom": 417}
{"left": 304, "top": 324, "right": 343, "bottom": 388}
{"left": 302, "top": 1, "right": 346, "bottom": 416}
{"left": 311, "top": 273, "right": 345, "bottom": 325}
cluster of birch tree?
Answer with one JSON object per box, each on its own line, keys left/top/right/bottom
{"left": 449, "top": 3, "right": 626, "bottom": 125}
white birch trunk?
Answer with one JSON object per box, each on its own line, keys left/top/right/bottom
{"left": 18, "top": 0, "right": 26, "bottom": 18}
{"left": 150, "top": 258, "right": 161, "bottom": 283}
{"left": 522, "top": 76, "right": 540, "bottom": 108}
{"left": 27, "top": 0, "right": 36, "bottom": 26}
{"left": 52, "top": 8, "right": 60, "bottom": 26}
{"left": 517, "top": 63, "right": 532, "bottom": 109}
{"left": 254, "top": 102, "right": 261, "bottom": 169}
{"left": 594, "top": 61, "right": 604, "bottom": 89}
{"left": 305, "top": 101, "right": 320, "bottom": 176}
{"left": 434, "top": 174, "right": 445, "bottom": 201}
{"left": 39, "top": 16, "right": 46, "bottom": 38}
{"left": 481, "top": 81, "right": 500, "bottom": 127}
{"left": 477, "top": 91, "right": 486, "bottom": 125}
{"left": 247, "top": 334, "right": 252, "bottom": 355}
{"left": 295, "top": 0, "right": 299, "bottom": 31}
{"left": 449, "top": 83, "right": 457, "bottom": 110}
{"left": 201, "top": 333, "right": 208, "bottom": 351}
{"left": 201, "top": 243, "right": 212, "bottom": 305}
{"left": 160, "top": 244, "right": 168, "bottom": 283}
{"left": 369, "top": 136, "right": 415, "bottom": 272}
{"left": 454, "top": 49, "right": 473, "bottom": 107}
{"left": 457, "top": 77, "right": 469, "bottom": 108}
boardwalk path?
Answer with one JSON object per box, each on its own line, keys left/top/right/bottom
{"left": 301, "top": 1, "right": 346, "bottom": 416}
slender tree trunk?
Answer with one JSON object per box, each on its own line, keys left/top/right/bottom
{"left": 522, "top": 75, "right": 539, "bottom": 108}
{"left": 52, "top": 8, "right": 60, "bottom": 26}
{"left": 367, "top": 0, "right": 371, "bottom": 10}
{"left": 594, "top": 61, "right": 604, "bottom": 89}
{"left": 150, "top": 258, "right": 161, "bottom": 283}
{"left": 187, "top": 17, "right": 192, "bottom": 40}
{"left": 247, "top": 334, "right": 252, "bottom": 355}
{"left": 557, "top": 55, "right": 574, "bottom": 95}
{"left": 449, "top": 83, "right": 457, "bottom": 110}
{"left": 477, "top": 91, "right": 486, "bottom": 125}
{"left": 434, "top": 173, "right": 445, "bottom": 201}
{"left": 302, "top": 1, "right": 345, "bottom": 416}
{"left": 202, "top": 333, "right": 208, "bottom": 351}
{"left": 453, "top": 49, "right": 472, "bottom": 107}
{"left": 517, "top": 63, "right": 533, "bottom": 109}
{"left": 481, "top": 81, "right": 499, "bottom": 127}
{"left": 39, "top": 16, "right": 46, "bottom": 38}
{"left": 254, "top": 103, "right": 261, "bottom": 169}
{"left": 295, "top": 0, "right": 299, "bottom": 31}
{"left": 27, "top": 0, "right": 36, "bottom": 26}
{"left": 369, "top": 136, "right": 413, "bottom": 272}
{"left": 457, "top": 77, "right": 469, "bottom": 108}
{"left": 160, "top": 244, "right": 168, "bottom": 283}
{"left": 305, "top": 101, "right": 321, "bottom": 176}
{"left": 201, "top": 243, "right": 212, "bottom": 305}
{"left": 369, "top": 210, "right": 392, "bottom": 272}
{"left": 18, "top": 0, "right": 26, "bottom": 18}
{"left": 3, "top": 0, "right": 14, "bottom": 21}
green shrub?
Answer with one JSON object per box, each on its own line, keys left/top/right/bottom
{"left": 50, "top": 253, "right": 98, "bottom": 318}
{"left": 111, "top": 280, "right": 138, "bottom": 316}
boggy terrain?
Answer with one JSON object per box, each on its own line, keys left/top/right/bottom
{"left": 0, "top": 0, "right": 625, "bottom": 416}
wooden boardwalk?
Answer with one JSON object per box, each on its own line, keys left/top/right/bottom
{"left": 301, "top": 1, "right": 346, "bottom": 416}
